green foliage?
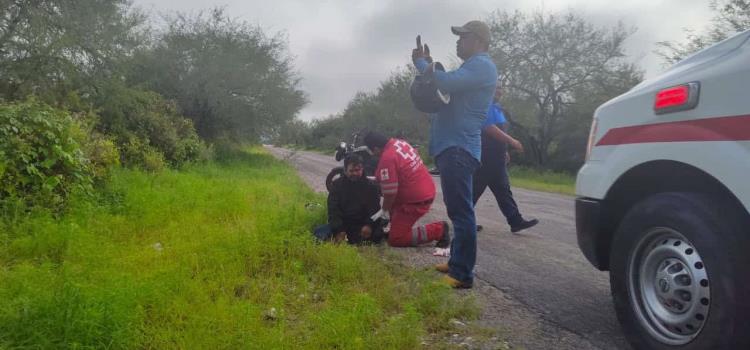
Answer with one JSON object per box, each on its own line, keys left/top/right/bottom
{"left": 0, "top": 0, "right": 145, "bottom": 102}
{"left": 1, "top": 2, "right": 262, "bottom": 175}
{"left": 339, "top": 68, "right": 431, "bottom": 146}
{"left": 118, "top": 137, "right": 162, "bottom": 172}
{"left": 0, "top": 99, "right": 93, "bottom": 212}
{"left": 82, "top": 132, "right": 121, "bottom": 181}
{"left": 93, "top": 81, "right": 206, "bottom": 169}
{"left": 274, "top": 119, "right": 316, "bottom": 148}
{"left": 210, "top": 137, "right": 247, "bottom": 162}
{"left": 62, "top": 102, "right": 121, "bottom": 183}
{"left": 130, "top": 8, "right": 307, "bottom": 142}
{"left": 275, "top": 67, "right": 431, "bottom": 156}
{"left": 1, "top": 1, "right": 208, "bottom": 173}
{"left": 507, "top": 166, "right": 576, "bottom": 195}
{"left": 0, "top": 148, "right": 477, "bottom": 348}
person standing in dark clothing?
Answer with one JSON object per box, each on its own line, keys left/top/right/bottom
{"left": 326, "top": 154, "right": 383, "bottom": 244}
{"left": 474, "top": 84, "right": 538, "bottom": 233}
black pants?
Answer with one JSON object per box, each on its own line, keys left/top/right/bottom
{"left": 472, "top": 158, "right": 523, "bottom": 227}
{"left": 344, "top": 223, "right": 384, "bottom": 245}
{"left": 314, "top": 223, "right": 384, "bottom": 245}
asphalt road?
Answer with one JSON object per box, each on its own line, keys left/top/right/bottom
{"left": 266, "top": 146, "right": 630, "bottom": 350}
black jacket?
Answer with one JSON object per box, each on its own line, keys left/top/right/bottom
{"left": 327, "top": 176, "right": 381, "bottom": 236}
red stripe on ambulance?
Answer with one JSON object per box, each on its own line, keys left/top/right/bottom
{"left": 596, "top": 114, "right": 750, "bottom": 146}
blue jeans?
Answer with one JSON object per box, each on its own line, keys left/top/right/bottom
{"left": 436, "top": 147, "right": 480, "bottom": 284}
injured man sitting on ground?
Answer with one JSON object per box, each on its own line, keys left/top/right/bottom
{"left": 314, "top": 154, "right": 384, "bottom": 244}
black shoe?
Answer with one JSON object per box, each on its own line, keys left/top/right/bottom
{"left": 436, "top": 221, "right": 452, "bottom": 248}
{"left": 510, "top": 218, "right": 538, "bottom": 233}
{"left": 476, "top": 224, "right": 483, "bottom": 232}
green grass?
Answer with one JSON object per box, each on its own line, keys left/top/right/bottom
{"left": 508, "top": 166, "right": 576, "bottom": 196}
{"left": 0, "top": 147, "right": 479, "bottom": 349}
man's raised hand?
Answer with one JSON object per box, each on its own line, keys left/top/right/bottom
{"left": 412, "top": 35, "right": 432, "bottom": 63}
{"left": 424, "top": 43, "right": 432, "bottom": 63}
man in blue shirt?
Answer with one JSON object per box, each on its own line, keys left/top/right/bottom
{"left": 413, "top": 20, "right": 497, "bottom": 289}
{"left": 475, "top": 85, "right": 539, "bottom": 233}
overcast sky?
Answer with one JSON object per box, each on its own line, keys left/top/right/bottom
{"left": 132, "top": 0, "right": 713, "bottom": 121}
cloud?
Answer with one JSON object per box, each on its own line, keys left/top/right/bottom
{"left": 295, "top": 0, "right": 498, "bottom": 120}
{"left": 133, "top": 0, "right": 714, "bottom": 121}
{"left": 295, "top": 0, "right": 712, "bottom": 120}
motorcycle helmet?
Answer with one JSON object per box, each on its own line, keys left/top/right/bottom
{"left": 409, "top": 61, "right": 450, "bottom": 113}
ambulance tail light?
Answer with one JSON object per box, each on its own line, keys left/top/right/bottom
{"left": 654, "top": 82, "right": 700, "bottom": 114}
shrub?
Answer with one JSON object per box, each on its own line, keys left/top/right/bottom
{"left": 0, "top": 99, "right": 93, "bottom": 211}
{"left": 61, "top": 103, "right": 121, "bottom": 183}
{"left": 82, "top": 133, "right": 121, "bottom": 181}
{"left": 212, "top": 137, "right": 245, "bottom": 162}
{"left": 120, "top": 137, "right": 164, "bottom": 173}
{"left": 142, "top": 148, "right": 166, "bottom": 173}
{"left": 94, "top": 82, "right": 207, "bottom": 168}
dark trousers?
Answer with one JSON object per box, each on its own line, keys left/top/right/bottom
{"left": 472, "top": 157, "right": 523, "bottom": 227}
{"left": 313, "top": 223, "right": 384, "bottom": 244}
{"left": 436, "top": 147, "right": 480, "bottom": 284}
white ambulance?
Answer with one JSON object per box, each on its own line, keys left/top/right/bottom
{"left": 576, "top": 30, "right": 750, "bottom": 349}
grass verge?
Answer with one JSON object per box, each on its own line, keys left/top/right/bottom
{"left": 0, "top": 147, "right": 479, "bottom": 349}
{"left": 508, "top": 166, "right": 576, "bottom": 196}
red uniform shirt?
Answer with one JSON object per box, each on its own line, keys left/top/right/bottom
{"left": 375, "top": 138, "right": 435, "bottom": 205}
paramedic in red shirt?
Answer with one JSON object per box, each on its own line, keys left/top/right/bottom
{"left": 363, "top": 131, "right": 451, "bottom": 248}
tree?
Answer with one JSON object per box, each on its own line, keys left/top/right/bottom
{"left": 487, "top": 10, "right": 642, "bottom": 168}
{"left": 275, "top": 119, "right": 313, "bottom": 147}
{"left": 0, "top": 1, "right": 208, "bottom": 170}
{"left": 274, "top": 66, "right": 432, "bottom": 153}
{"left": 337, "top": 67, "right": 430, "bottom": 146}
{"left": 657, "top": 0, "right": 750, "bottom": 65}
{"left": 0, "top": 0, "right": 145, "bottom": 101}
{"left": 130, "top": 8, "right": 307, "bottom": 142}
{"left": 547, "top": 64, "right": 642, "bottom": 172}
